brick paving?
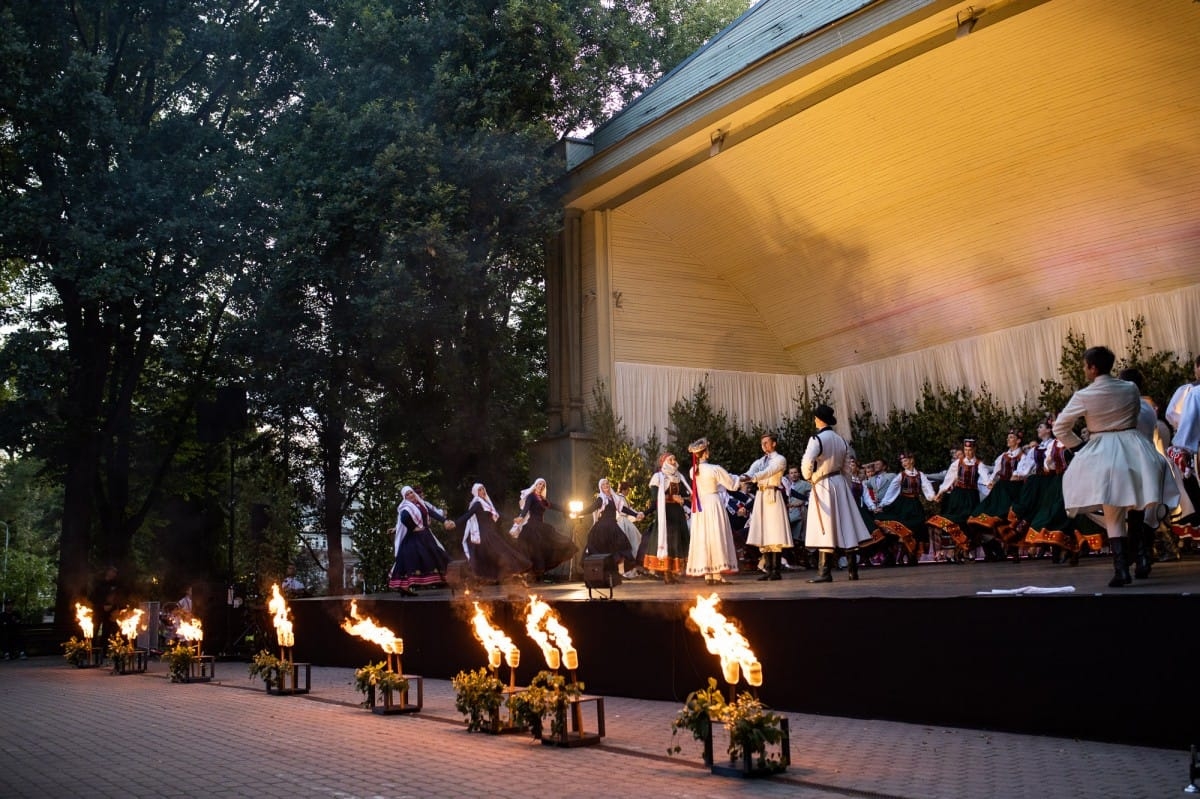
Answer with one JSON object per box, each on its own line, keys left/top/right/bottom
{"left": 0, "top": 654, "right": 1188, "bottom": 799}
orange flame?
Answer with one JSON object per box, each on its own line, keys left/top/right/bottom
{"left": 268, "top": 584, "right": 294, "bottom": 647}
{"left": 175, "top": 617, "right": 204, "bottom": 644}
{"left": 524, "top": 595, "right": 577, "bottom": 670}
{"left": 341, "top": 599, "right": 403, "bottom": 655}
{"left": 114, "top": 607, "right": 145, "bottom": 641}
{"left": 470, "top": 601, "right": 519, "bottom": 669}
{"left": 687, "top": 593, "right": 763, "bottom": 687}
{"left": 74, "top": 603, "right": 94, "bottom": 640}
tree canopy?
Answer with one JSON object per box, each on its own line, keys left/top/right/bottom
{"left": 0, "top": 0, "right": 747, "bottom": 615}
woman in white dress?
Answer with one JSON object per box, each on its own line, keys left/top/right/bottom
{"left": 684, "top": 438, "right": 741, "bottom": 585}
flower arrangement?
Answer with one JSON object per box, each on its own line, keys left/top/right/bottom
{"left": 354, "top": 661, "right": 409, "bottom": 708}
{"left": 61, "top": 636, "right": 93, "bottom": 668}
{"left": 669, "top": 678, "right": 787, "bottom": 773}
{"left": 162, "top": 641, "right": 198, "bottom": 683}
{"left": 506, "top": 670, "right": 585, "bottom": 740}
{"left": 451, "top": 667, "right": 505, "bottom": 732}
{"left": 247, "top": 649, "right": 286, "bottom": 688}
{"left": 107, "top": 633, "right": 136, "bottom": 673}
{"left": 722, "top": 692, "right": 786, "bottom": 771}
{"left": 669, "top": 677, "right": 726, "bottom": 762}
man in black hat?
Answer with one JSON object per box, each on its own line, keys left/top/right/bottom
{"left": 801, "top": 405, "right": 872, "bottom": 582}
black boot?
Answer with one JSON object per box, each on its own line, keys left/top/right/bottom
{"left": 807, "top": 550, "right": 833, "bottom": 583}
{"left": 768, "top": 551, "right": 782, "bottom": 581}
{"left": 1133, "top": 515, "right": 1153, "bottom": 579}
{"left": 757, "top": 552, "right": 773, "bottom": 581}
{"left": 1108, "top": 537, "right": 1132, "bottom": 588}
{"left": 846, "top": 548, "right": 859, "bottom": 581}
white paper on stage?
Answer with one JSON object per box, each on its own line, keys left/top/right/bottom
{"left": 976, "top": 586, "right": 1076, "bottom": 595}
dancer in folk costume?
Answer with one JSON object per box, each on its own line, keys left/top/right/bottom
{"left": 1053, "top": 347, "right": 1178, "bottom": 588}
{"left": 581, "top": 478, "right": 643, "bottom": 572}
{"left": 870, "top": 452, "right": 936, "bottom": 566}
{"left": 968, "top": 429, "right": 1030, "bottom": 562}
{"left": 1014, "top": 419, "right": 1078, "bottom": 563}
{"left": 928, "top": 438, "right": 991, "bottom": 561}
{"left": 456, "top": 483, "right": 532, "bottom": 584}
{"left": 389, "top": 485, "right": 453, "bottom": 596}
{"left": 512, "top": 478, "right": 577, "bottom": 580}
{"left": 1166, "top": 355, "right": 1200, "bottom": 540}
{"left": 641, "top": 453, "right": 691, "bottom": 583}
{"left": 741, "top": 433, "right": 791, "bottom": 581}
{"left": 684, "top": 438, "right": 742, "bottom": 584}
{"left": 802, "top": 405, "right": 873, "bottom": 582}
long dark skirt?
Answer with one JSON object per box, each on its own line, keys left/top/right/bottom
{"left": 518, "top": 519, "right": 577, "bottom": 575}
{"left": 641, "top": 504, "right": 689, "bottom": 574}
{"left": 389, "top": 531, "right": 450, "bottom": 590}
{"left": 467, "top": 530, "right": 533, "bottom": 583}
{"left": 586, "top": 518, "right": 635, "bottom": 565}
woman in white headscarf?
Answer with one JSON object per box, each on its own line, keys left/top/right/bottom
{"left": 641, "top": 453, "right": 691, "bottom": 583}
{"left": 455, "top": 483, "right": 532, "bottom": 584}
{"left": 513, "top": 478, "right": 577, "bottom": 580}
{"left": 389, "top": 486, "right": 453, "bottom": 597}
{"left": 581, "top": 478, "right": 643, "bottom": 573}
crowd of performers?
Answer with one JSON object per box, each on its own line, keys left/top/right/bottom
{"left": 388, "top": 348, "right": 1200, "bottom": 594}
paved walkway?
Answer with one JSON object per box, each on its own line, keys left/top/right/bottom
{"left": 0, "top": 656, "right": 1189, "bottom": 798}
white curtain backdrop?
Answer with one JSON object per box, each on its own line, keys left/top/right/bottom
{"left": 613, "top": 284, "right": 1200, "bottom": 443}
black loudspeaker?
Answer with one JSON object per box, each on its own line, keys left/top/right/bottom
{"left": 582, "top": 554, "right": 621, "bottom": 600}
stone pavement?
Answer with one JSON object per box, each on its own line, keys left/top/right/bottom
{"left": 0, "top": 656, "right": 1188, "bottom": 798}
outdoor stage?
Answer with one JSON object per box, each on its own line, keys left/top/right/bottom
{"left": 287, "top": 554, "right": 1200, "bottom": 750}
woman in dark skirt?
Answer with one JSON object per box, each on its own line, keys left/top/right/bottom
{"left": 389, "top": 485, "right": 453, "bottom": 596}
{"left": 641, "top": 453, "right": 691, "bottom": 583}
{"left": 969, "top": 430, "right": 1030, "bottom": 561}
{"left": 514, "top": 478, "right": 577, "bottom": 579}
{"left": 928, "top": 438, "right": 990, "bottom": 560}
{"left": 456, "top": 483, "right": 532, "bottom": 583}
{"left": 871, "top": 452, "right": 936, "bottom": 565}
{"left": 582, "top": 478, "right": 643, "bottom": 573}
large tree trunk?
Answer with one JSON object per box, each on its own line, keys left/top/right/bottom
{"left": 321, "top": 414, "right": 346, "bottom": 595}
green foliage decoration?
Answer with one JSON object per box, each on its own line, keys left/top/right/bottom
{"left": 106, "top": 634, "right": 136, "bottom": 674}
{"left": 354, "top": 661, "right": 409, "bottom": 708}
{"left": 61, "top": 636, "right": 92, "bottom": 667}
{"left": 247, "top": 649, "right": 286, "bottom": 689}
{"left": 162, "top": 642, "right": 198, "bottom": 683}
{"left": 451, "top": 667, "right": 505, "bottom": 733}
{"left": 506, "top": 669, "right": 585, "bottom": 739}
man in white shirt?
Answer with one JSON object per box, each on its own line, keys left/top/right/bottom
{"left": 741, "top": 433, "right": 791, "bottom": 581}
{"left": 1054, "top": 347, "right": 1176, "bottom": 588}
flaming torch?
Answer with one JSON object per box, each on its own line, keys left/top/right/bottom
{"left": 470, "top": 601, "right": 520, "bottom": 687}
{"left": 75, "top": 603, "right": 94, "bottom": 642}
{"left": 268, "top": 583, "right": 295, "bottom": 659}
{"left": 342, "top": 600, "right": 404, "bottom": 675}
{"left": 114, "top": 607, "right": 145, "bottom": 646}
{"left": 175, "top": 617, "right": 204, "bottom": 656}
{"left": 524, "top": 595, "right": 579, "bottom": 676}
{"left": 688, "top": 593, "right": 763, "bottom": 699}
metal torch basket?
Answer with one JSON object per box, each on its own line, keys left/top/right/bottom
{"left": 539, "top": 694, "right": 606, "bottom": 748}
{"left": 703, "top": 715, "right": 790, "bottom": 778}
{"left": 370, "top": 676, "right": 423, "bottom": 715}
{"left": 266, "top": 649, "right": 311, "bottom": 695}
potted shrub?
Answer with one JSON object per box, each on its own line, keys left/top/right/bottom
{"left": 506, "top": 670, "right": 585, "bottom": 740}
{"left": 354, "top": 661, "right": 409, "bottom": 711}
{"left": 62, "top": 636, "right": 94, "bottom": 668}
{"left": 720, "top": 691, "right": 789, "bottom": 776}
{"left": 162, "top": 642, "right": 198, "bottom": 683}
{"left": 107, "top": 634, "right": 137, "bottom": 674}
{"left": 670, "top": 679, "right": 789, "bottom": 776}
{"left": 669, "top": 677, "right": 726, "bottom": 765}
{"left": 247, "top": 649, "right": 285, "bottom": 690}
{"left": 451, "top": 667, "right": 504, "bottom": 733}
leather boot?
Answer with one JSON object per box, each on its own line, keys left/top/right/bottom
{"left": 1108, "top": 537, "right": 1132, "bottom": 588}
{"left": 1133, "top": 516, "right": 1153, "bottom": 579}
{"left": 807, "top": 550, "right": 833, "bottom": 583}
{"left": 846, "top": 548, "right": 859, "bottom": 581}
{"left": 768, "top": 551, "right": 782, "bottom": 581}
{"left": 757, "top": 552, "right": 773, "bottom": 581}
